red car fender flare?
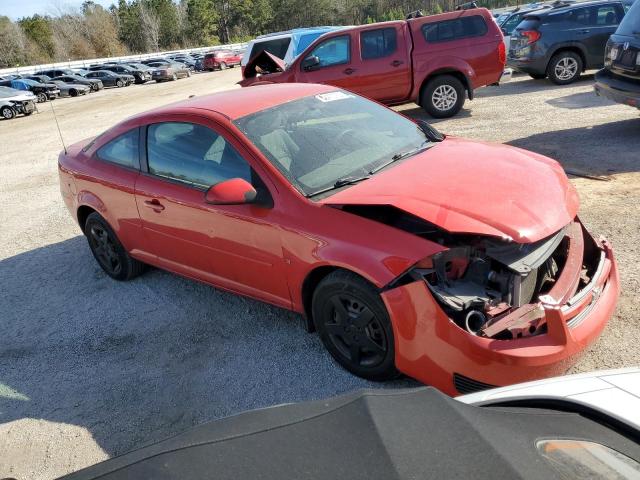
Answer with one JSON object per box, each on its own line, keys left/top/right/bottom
{"left": 413, "top": 58, "right": 477, "bottom": 101}
{"left": 76, "top": 191, "right": 108, "bottom": 227}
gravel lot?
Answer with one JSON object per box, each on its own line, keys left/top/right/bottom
{"left": 1, "top": 68, "right": 639, "bottom": 479}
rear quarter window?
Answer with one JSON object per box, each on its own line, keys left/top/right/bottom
{"left": 422, "top": 15, "right": 488, "bottom": 43}
{"left": 96, "top": 128, "right": 140, "bottom": 169}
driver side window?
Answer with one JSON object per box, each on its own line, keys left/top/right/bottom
{"left": 146, "top": 122, "right": 252, "bottom": 189}
{"left": 305, "top": 36, "right": 350, "bottom": 68}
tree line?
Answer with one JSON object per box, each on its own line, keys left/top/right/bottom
{"left": 0, "top": 0, "right": 522, "bottom": 68}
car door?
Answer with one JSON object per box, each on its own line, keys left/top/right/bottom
{"left": 581, "top": 4, "right": 625, "bottom": 67}
{"left": 297, "top": 34, "right": 357, "bottom": 90}
{"left": 134, "top": 115, "right": 291, "bottom": 308}
{"left": 347, "top": 24, "right": 412, "bottom": 102}
{"left": 85, "top": 127, "right": 144, "bottom": 253}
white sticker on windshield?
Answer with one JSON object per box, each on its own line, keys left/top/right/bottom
{"left": 315, "top": 91, "right": 353, "bottom": 102}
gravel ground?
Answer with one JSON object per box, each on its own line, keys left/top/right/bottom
{"left": 1, "top": 69, "right": 639, "bottom": 479}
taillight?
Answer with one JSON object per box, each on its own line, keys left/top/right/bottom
{"left": 522, "top": 30, "right": 541, "bottom": 44}
{"left": 498, "top": 41, "right": 506, "bottom": 65}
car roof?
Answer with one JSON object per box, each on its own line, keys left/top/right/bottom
{"left": 145, "top": 83, "right": 336, "bottom": 121}
{"left": 536, "top": 0, "right": 622, "bottom": 14}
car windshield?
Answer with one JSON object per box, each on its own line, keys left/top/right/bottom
{"left": 234, "top": 90, "right": 429, "bottom": 198}
{"left": 617, "top": 0, "right": 640, "bottom": 36}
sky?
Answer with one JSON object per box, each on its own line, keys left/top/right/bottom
{"left": 1, "top": 0, "right": 115, "bottom": 20}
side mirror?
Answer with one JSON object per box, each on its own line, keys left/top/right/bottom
{"left": 302, "top": 55, "right": 320, "bottom": 71}
{"left": 204, "top": 178, "right": 257, "bottom": 205}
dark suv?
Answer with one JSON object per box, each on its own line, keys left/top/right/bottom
{"left": 508, "top": 0, "right": 627, "bottom": 84}
{"left": 89, "top": 64, "right": 151, "bottom": 84}
{"left": 594, "top": 0, "right": 640, "bottom": 108}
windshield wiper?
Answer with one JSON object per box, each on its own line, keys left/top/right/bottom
{"left": 306, "top": 175, "right": 370, "bottom": 198}
{"left": 369, "top": 141, "right": 431, "bottom": 175}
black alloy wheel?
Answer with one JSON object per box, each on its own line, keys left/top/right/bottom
{"left": 84, "top": 212, "right": 145, "bottom": 281}
{"left": 313, "top": 271, "right": 398, "bottom": 380}
{"left": 87, "top": 222, "right": 123, "bottom": 277}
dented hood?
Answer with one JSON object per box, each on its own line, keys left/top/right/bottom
{"left": 319, "top": 138, "right": 579, "bottom": 243}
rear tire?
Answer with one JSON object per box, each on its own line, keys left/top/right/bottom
{"left": 529, "top": 73, "right": 547, "bottom": 80}
{"left": 172, "top": 73, "right": 178, "bottom": 81}
{"left": 547, "top": 51, "right": 582, "bottom": 85}
{"left": 1, "top": 106, "right": 15, "bottom": 119}
{"left": 420, "top": 75, "right": 465, "bottom": 118}
{"left": 84, "top": 212, "right": 145, "bottom": 281}
{"left": 312, "top": 271, "right": 398, "bottom": 381}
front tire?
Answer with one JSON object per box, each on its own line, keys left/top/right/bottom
{"left": 547, "top": 51, "right": 582, "bottom": 85}
{"left": 116, "top": 79, "right": 124, "bottom": 88}
{"left": 84, "top": 212, "right": 145, "bottom": 281}
{"left": 420, "top": 75, "right": 465, "bottom": 118}
{"left": 69, "top": 89, "right": 78, "bottom": 97}
{"left": 1, "top": 106, "right": 15, "bottom": 119}
{"left": 220, "top": 62, "right": 228, "bottom": 70}
{"left": 312, "top": 271, "right": 398, "bottom": 381}
{"left": 36, "top": 92, "right": 47, "bottom": 103}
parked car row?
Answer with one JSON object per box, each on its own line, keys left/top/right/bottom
{"left": 0, "top": 50, "right": 238, "bottom": 121}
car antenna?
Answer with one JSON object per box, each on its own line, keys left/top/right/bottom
{"left": 49, "top": 100, "right": 67, "bottom": 154}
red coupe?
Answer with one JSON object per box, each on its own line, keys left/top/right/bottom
{"left": 58, "top": 83, "right": 619, "bottom": 395}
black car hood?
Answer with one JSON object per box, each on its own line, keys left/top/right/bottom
{"left": 57, "top": 388, "right": 637, "bottom": 480}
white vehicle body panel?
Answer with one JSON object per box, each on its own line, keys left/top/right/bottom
{"left": 459, "top": 368, "right": 640, "bottom": 431}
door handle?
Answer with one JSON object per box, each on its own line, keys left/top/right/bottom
{"left": 391, "top": 60, "right": 404, "bottom": 67}
{"left": 343, "top": 67, "right": 356, "bottom": 75}
{"left": 143, "top": 199, "right": 165, "bottom": 211}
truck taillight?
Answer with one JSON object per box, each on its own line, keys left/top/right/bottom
{"left": 522, "top": 30, "right": 541, "bottom": 44}
{"left": 498, "top": 41, "right": 506, "bottom": 65}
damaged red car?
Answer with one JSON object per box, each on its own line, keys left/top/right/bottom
{"left": 58, "top": 83, "right": 619, "bottom": 395}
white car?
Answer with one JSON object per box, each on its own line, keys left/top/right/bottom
{"left": 0, "top": 86, "right": 37, "bottom": 119}
{"left": 460, "top": 367, "right": 640, "bottom": 430}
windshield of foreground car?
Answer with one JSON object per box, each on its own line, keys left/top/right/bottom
{"left": 234, "top": 91, "right": 429, "bottom": 197}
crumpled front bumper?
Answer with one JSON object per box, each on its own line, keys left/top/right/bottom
{"left": 381, "top": 227, "right": 619, "bottom": 397}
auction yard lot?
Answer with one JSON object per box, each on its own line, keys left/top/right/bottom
{"left": 1, "top": 69, "right": 639, "bottom": 479}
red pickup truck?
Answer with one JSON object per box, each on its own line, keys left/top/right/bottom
{"left": 240, "top": 8, "right": 506, "bottom": 118}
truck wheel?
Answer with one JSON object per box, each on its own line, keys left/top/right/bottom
{"left": 1, "top": 106, "right": 15, "bottom": 119}
{"left": 421, "top": 75, "right": 465, "bottom": 118}
{"left": 547, "top": 51, "right": 582, "bottom": 85}
{"left": 36, "top": 92, "right": 47, "bottom": 103}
